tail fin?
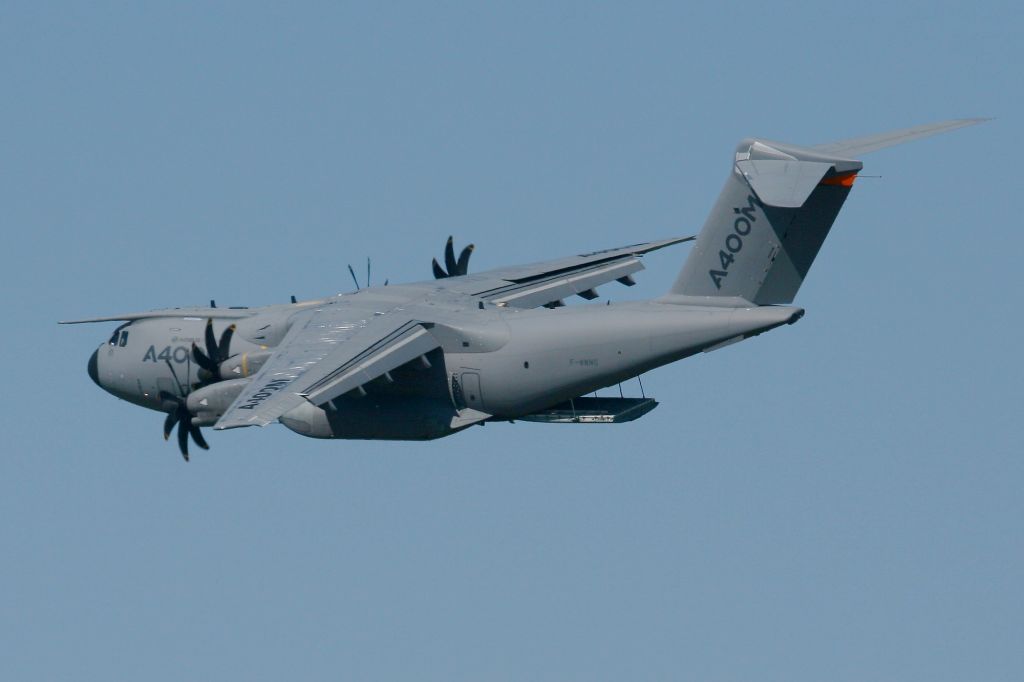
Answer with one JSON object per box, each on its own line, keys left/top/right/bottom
{"left": 669, "top": 119, "right": 986, "bottom": 305}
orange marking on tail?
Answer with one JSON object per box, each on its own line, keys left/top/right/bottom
{"left": 821, "top": 172, "right": 858, "bottom": 187}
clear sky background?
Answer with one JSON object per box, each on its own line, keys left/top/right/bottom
{"left": 2, "top": 2, "right": 1021, "bottom": 680}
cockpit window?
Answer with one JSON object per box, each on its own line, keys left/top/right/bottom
{"left": 108, "top": 323, "right": 131, "bottom": 346}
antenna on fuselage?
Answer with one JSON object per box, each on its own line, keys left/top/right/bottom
{"left": 348, "top": 257, "right": 377, "bottom": 291}
{"left": 345, "top": 252, "right": 386, "bottom": 290}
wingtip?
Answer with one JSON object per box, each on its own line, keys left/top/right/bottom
{"left": 662, "top": 234, "right": 697, "bottom": 246}
{"left": 627, "top": 235, "right": 697, "bottom": 257}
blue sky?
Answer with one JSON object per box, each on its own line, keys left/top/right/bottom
{"left": 3, "top": 2, "right": 1021, "bottom": 680}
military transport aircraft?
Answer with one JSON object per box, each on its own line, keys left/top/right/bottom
{"left": 64, "top": 120, "right": 984, "bottom": 460}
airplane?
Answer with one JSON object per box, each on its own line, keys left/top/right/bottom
{"left": 63, "top": 119, "right": 985, "bottom": 460}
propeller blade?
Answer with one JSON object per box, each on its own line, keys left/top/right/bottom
{"left": 163, "top": 359, "right": 187, "bottom": 398}
{"left": 177, "top": 420, "right": 190, "bottom": 461}
{"left": 158, "top": 390, "right": 178, "bottom": 403}
{"left": 159, "top": 365, "right": 205, "bottom": 461}
{"left": 204, "top": 318, "right": 218, "bottom": 360}
{"left": 432, "top": 258, "right": 447, "bottom": 279}
{"left": 189, "top": 424, "right": 210, "bottom": 451}
{"left": 191, "top": 343, "right": 218, "bottom": 372}
{"left": 456, "top": 244, "right": 474, "bottom": 276}
{"left": 348, "top": 264, "right": 360, "bottom": 290}
{"left": 217, "top": 325, "right": 235, "bottom": 362}
{"left": 163, "top": 412, "right": 179, "bottom": 440}
{"left": 444, "top": 236, "right": 457, "bottom": 274}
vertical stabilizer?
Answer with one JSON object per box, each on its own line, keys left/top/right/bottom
{"left": 668, "top": 120, "right": 986, "bottom": 305}
{"left": 670, "top": 139, "right": 861, "bottom": 305}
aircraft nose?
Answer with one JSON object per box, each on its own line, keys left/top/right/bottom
{"left": 88, "top": 348, "right": 101, "bottom": 387}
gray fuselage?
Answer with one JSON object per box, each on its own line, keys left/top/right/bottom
{"left": 88, "top": 285, "right": 801, "bottom": 441}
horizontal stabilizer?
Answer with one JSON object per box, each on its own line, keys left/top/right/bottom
{"left": 812, "top": 118, "right": 989, "bottom": 157}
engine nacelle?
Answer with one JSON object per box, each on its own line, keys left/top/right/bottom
{"left": 218, "top": 351, "right": 272, "bottom": 380}
{"left": 186, "top": 378, "right": 250, "bottom": 426}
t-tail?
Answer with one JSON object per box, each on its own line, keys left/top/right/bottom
{"left": 667, "top": 119, "right": 987, "bottom": 306}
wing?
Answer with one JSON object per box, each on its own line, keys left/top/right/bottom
{"left": 59, "top": 306, "right": 253, "bottom": 324}
{"left": 435, "top": 236, "right": 692, "bottom": 308}
{"left": 213, "top": 305, "right": 440, "bottom": 430}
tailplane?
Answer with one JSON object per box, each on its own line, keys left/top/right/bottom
{"left": 668, "top": 119, "right": 986, "bottom": 305}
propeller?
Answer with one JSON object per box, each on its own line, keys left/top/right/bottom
{"left": 432, "top": 236, "right": 474, "bottom": 279}
{"left": 158, "top": 328, "right": 216, "bottom": 462}
{"left": 191, "top": 318, "right": 236, "bottom": 385}
{"left": 159, "top": 390, "right": 208, "bottom": 462}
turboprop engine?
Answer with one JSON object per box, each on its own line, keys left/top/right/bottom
{"left": 216, "top": 351, "right": 273, "bottom": 382}
{"left": 186, "top": 378, "right": 251, "bottom": 426}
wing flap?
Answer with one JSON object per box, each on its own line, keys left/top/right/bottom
{"left": 469, "top": 236, "right": 691, "bottom": 287}
{"left": 481, "top": 258, "right": 646, "bottom": 308}
{"left": 301, "top": 322, "right": 440, "bottom": 406}
{"left": 432, "top": 235, "right": 693, "bottom": 308}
